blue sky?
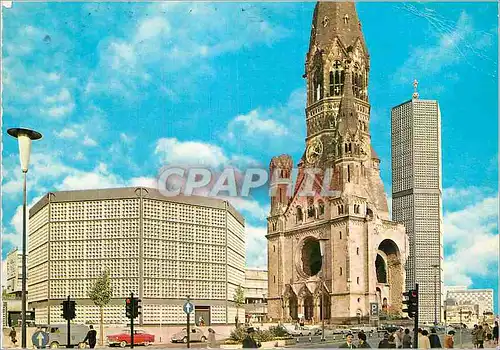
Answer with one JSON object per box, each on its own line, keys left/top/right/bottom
{"left": 2, "top": 2, "right": 498, "bottom": 311}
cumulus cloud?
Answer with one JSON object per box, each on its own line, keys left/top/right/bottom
{"left": 245, "top": 225, "right": 268, "bottom": 268}
{"left": 225, "top": 88, "right": 306, "bottom": 153}
{"left": 442, "top": 187, "right": 498, "bottom": 287}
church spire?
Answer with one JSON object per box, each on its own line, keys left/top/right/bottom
{"left": 308, "top": 1, "right": 367, "bottom": 55}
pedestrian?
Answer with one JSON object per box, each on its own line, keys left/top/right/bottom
{"left": 9, "top": 327, "right": 17, "bottom": 346}
{"left": 493, "top": 321, "right": 499, "bottom": 345}
{"left": 444, "top": 330, "right": 455, "bottom": 348}
{"left": 395, "top": 327, "right": 404, "bottom": 349}
{"left": 83, "top": 325, "right": 97, "bottom": 349}
{"left": 428, "top": 328, "right": 441, "bottom": 348}
{"left": 242, "top": 327, "right": 261, "bottom": 348}
{"left": 357, "top": 332, "right": 371, "bottom": 348}
{"left": 484, "top": 323, "right": 492, "bottom": 345}
{"left": 207, "top": 328, "right": 218, "bottom": 348}
{"left": 402, "top": 329, "right": 412, "bottom": 348}
{"left": 418, "top": 330, "right": 431, "bottom": 349}
{"left": 378, "top": 333, "right": 392, "bottom": 348}
{"left": 339, "top": 333, "right": 357, "bottom": 348}
{"left": 476, "top": 325, "right": 485, "bottom": 348}
{"left": 472, "top": 324, "right": 479, "bottom": 348}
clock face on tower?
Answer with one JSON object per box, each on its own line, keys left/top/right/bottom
{"left": 306, "top": 138, "right": 323, "bottom": 163}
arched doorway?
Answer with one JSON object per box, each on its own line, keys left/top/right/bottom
{"left": 376, "top": 239, "right": 403, "bottom": 313}
{"left": 304, "top": 295, "right": 314, "bottom": 322}
{"left": 289, "top": 294, "right": 298, "bottom": 320}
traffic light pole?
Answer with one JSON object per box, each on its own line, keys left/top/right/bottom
{"left": 414, "top": 284, "right": 419, "bottom": 350}
{"left": 187, "top": 295, "right": 191, "bottom": 349}
{"left": 130, "top": 292, "right": 135, "bottom": 349}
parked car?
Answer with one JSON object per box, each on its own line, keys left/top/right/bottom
{"left": 303, "top": 325, "right": 322, "bottom": 335}
{"left": 283, "top": 325, "right": 313, "bottom": 337}
{"left": 171, "top": 327, "right": 207, "bottom": 343}
{"left": 37, "top": 324, "right": 89, "bottom": 348}
{"left": 107, "top": 329, "right": 155, "bottom": 347}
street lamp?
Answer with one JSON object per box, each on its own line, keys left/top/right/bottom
{"left": 7, "top": 127, "right": 42, "bottom": 348}
{"left": 318, "top": 237, "right": 329, "bottom": 342}
{"left": 431, "top": 264, "right": 440, "bottom": 326}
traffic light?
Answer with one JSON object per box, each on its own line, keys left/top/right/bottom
{"left": 126, "top": 297, "right": 134, "bottom": 319}
{"left": 62, "top": 299, "right": 76, "bottom": 320}
{"left": 126, "top": 296, "right": 141, "bottom": 319}
{"left": 402, "top": 289, "right": 418, "bottom": 318}
{"left": 133, "top": 298, "right": 141, "bottom": 318}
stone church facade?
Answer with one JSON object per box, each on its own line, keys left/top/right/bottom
{"left": 266, "top": 2, "right": 409, "bottom": 324}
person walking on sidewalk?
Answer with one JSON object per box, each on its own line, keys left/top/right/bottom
{"left": 207, "top": 328, "right": 218, "bottom": 348}
{"left": 9, "top": 327, "right": 17, "bottom": 347}
{"left": 83, "top": 325, "right": 97, "bottom": 349}
{"left": 428, "top": 328, "right": 442, "bottom": 348}
{"left": 444, "top": 330, "right": 455, "bottom": 348}
{"left": 402, "top": 329, "right": 412, "bottom": 349}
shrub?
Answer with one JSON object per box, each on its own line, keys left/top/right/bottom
{"left": 228, "top": 328, "right": 275, "bottom": 343}
{"left": 269, "top": 326, "right": 290, "bottom": 338}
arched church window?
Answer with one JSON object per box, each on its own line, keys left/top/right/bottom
{"left": 339, "top": 231, "right": 342, "bottom": 239}
{"left": 356, "top": 247, "right": 360, "bottom": 255}
{"left": 313, "top": 68, "right": 323, "bottom": 102}
{"left": 329, "top": 71, "right": 334, "bottom": 96}
{"left": 307, "top": 205, "right": 315, "bottom": 218}
{"left": 340, "top": 70, "right": 345, "bottom": 95}
{"left": 273, "top": 245, "right": 276, "bottom": 252}
{"left": 332, "top": 60, "right": 343, "bottom": 96}
{"left": 348, "top": 143, "right": 352, "bottom": 152}
{"left": 318, "top": 201, "right": 325, "bottom": 217}
{"left": 340, "top": 267, "right": 343, "bottom": 276}
{"left": 376, "top": 254, "right": 387, "bottom": 283}
{"left": 296, "top": 207, "right": 303, "bottom": 223}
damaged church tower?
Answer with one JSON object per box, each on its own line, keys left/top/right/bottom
{"left": 266, "top": 2, "right": 409, "bottom": 324}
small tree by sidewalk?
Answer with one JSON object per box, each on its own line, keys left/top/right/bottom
{"left": 88, "top": 270, "right": 112, "bottom": 346}
{"left": 233, "top": 285, "right": 245, "bottom": 328}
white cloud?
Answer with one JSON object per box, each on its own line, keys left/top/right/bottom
{"left": 226, "top": 88, "right": 305, "bottom": 152}
{"left": 55, "top": 128, "right": 78, "bottom": 139}
{"left": 245, "top": 225, "right": 268, "bottom": 268}
{"left": 442, "top": 188, "right": 498, "bottom": 287}
{"left": 222, "top": 197, "right": 269, "bottom": 221}
{"left": 83, "top": 136, "right": 98, "bottom": 147}
{"left": 129, "top": 177, "right": 158, "bottom": 188}
{"left": 155, "top": 138, "right": 229, "bottom": 168}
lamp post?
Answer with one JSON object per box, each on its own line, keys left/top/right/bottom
{"left": 431, "top": 264, "right": 440, "bottom": 326}
{"left": 7, "top": 127, "right": 42, "bottom": 348}
{"left": 319, "top": 238, "right": 329, "bottom": 342}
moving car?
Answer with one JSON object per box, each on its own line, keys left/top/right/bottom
{"left": 170, "top": 327, "right": 207, "bottom": 343}
{"left": 107, "top": 329, "right": 155, "bottom": 347}
{"left": 283, "top": 325, "right": 313, "bottom": 337}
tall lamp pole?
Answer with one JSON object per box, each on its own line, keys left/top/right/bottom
{"left": 319, "top": 238, "right": 329, "bottom": 342}
{"left": 431, "top": 264, "right": 440, "bottom": 326}
{"left": 7, "top": 127, "right": 43, "bottom": 348}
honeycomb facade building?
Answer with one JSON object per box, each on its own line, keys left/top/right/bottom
{"left": 391, "top": 86, "right": 443, "bottom": 323}
{"left": 28, "top": 187, "right": 245, "bottom": 326}
{"left": 266, "top": 2, "right": 408, "bottom": 324}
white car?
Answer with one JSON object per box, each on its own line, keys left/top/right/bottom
{"left": 284, "top": 325, "right": 313, "bottom": 337}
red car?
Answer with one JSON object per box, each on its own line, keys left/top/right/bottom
{"left": 107, "top": 329, "right": 155, "bottom": 347}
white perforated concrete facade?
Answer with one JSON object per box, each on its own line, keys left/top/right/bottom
{"left": 391, "top": 99, "right": 443, "bottom": 323}
{"left": 28, "top": 187, "right": 245, "bottom": 326}
{"left": 6, "top": 249, "right": 23, "bottom": 295}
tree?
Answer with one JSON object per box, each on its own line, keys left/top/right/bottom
{"left": 233, "top": 285, "right": 245, "bottom": 328}
{"left": 88, "top": 270, "right": 112, "bottom": 346}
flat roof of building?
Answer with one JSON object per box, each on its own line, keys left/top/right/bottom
{"left": 29, "top": 186, "right": 245, "bottom": 225}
